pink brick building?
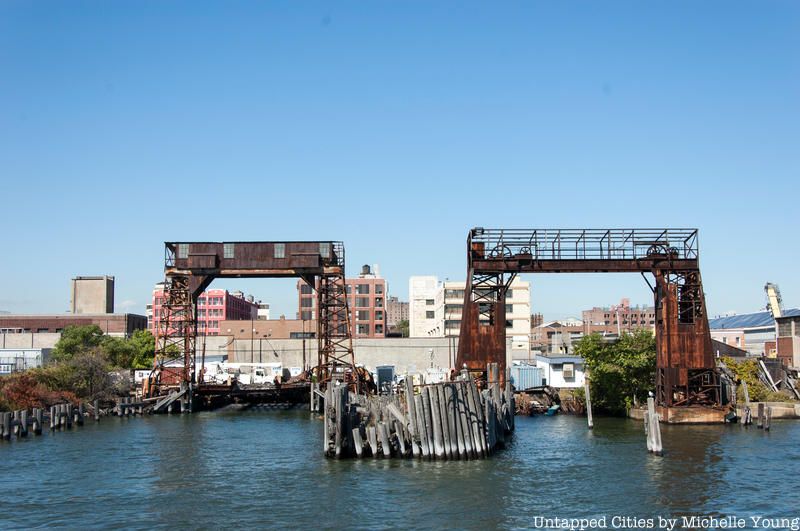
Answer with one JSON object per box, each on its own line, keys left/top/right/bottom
{"left": 150, "top": 286, "right": 258, "bottom": 336}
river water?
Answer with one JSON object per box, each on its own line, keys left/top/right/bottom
{"left": 1, "top": 410, "right": 799, "bottom": 530}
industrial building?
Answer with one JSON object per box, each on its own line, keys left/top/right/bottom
{"left": 709, "top": 309, "right": 800, "bottom": 358}
{"left": 70, "top": 275, "right": 115, "bottom": 314}
{"left": 0, "top": 313, "right": 147, "bottom": 338}
{"left": 0, "top": 348, "right": 51, "bottom": 373}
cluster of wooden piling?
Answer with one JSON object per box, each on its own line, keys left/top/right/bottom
{"left": 0, "top": 401, "right": 102, "bottom": 441}
{"left": 739, "top": 380, "right": 772, "bottom": 430}
{"left": 322, "top": 364, "right": 515, "bottom": 459}
{"left": 1, "top": 409, "right": 43, "bottom": 438}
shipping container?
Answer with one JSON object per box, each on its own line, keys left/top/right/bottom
{"left": 511, "top": 363, "right": 543, "bottom": 390}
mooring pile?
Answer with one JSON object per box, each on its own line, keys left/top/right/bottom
{"left": 322, "top": 363, "right": 514, "bottom": 459}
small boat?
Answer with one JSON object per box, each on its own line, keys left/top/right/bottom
{"left": 545, "top": 404, "right": 560, "bottom": 416}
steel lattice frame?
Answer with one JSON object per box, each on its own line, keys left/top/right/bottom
{"left": 316, "top": 244, "right": 357, "bottom": 389}
{"left": 152, "top": 275, "right": 196, "bottom": 396}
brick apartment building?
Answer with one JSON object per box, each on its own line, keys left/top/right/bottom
{"left": 581, "top": 298, "right": 656, "bottom": 335}
{"left": 150, "top": 285, "right": 258, "bottom": 336}
{"left": 297, "top": 264, "right": 387, "bottom": 338}
{"left": 386, "top": 296, "right": 409, "bottom": 327}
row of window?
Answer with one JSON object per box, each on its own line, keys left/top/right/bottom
{"left": 602, "top": 320, "right": 655, "bottom": 325}
{"left": 300, "top": 283, "right": 386, "bottom": 295}
{"left": 300, "top": 296, "right": 385, "bottom": 309}
{"left": 356, "top": 324, "right": 384, "bottom": 335}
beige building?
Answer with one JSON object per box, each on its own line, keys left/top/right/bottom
{"left": 70, "top": 276, "right": 114, "bottom": 314}
{"left": 409, "top": 276, "right": 444, "bottom": 337}
{"left": 409, "top": 276, "right": 531, "bottom": 351}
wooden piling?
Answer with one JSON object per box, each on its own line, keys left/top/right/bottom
{"left": 429, "top": 386, "right": 445, "bottom": 459}
{"left": 765, "top": 406, "right": 772, "bottom": 431}
{"left": 444, "top": 384, "right": 457, "bottom": 458}
{"left": 404, "top": 377, "right": 419, "bottom": 457}
{"left": 421, "top": 387, "right": 435, "bottom": 458}
{"left": 584, "top": 377, "right": 594, "bottom": 429}
{"left": 646, "top": 397, "right": 662, "bottom": 455}
{"left": 414, "top": 394, "right": 429, "bottom": 458}
{"left": 456, "top": 383, "right": 473, "bottom": 458}
{"left": 757, "top": 403, "right": 765, "bottom": 429}
{"left": 2, "top": 412, "right": 10, "bottom": 440}
{"left": 465, "top": 380, "right": 484, "bottom": 457}
{"left": 93, "top": 399, "right": 100, "bottom": 421}
{"left": 352, "top": 427, "right": 364, "bottom": 457}
{"left": 435, "top": 385, "right": 451, "bottom": 459}
{"left": 378, "top": 422, "right": 392, "bottom": 457}
{"left": 367, "top": 425, "right": 378, "bottom": 457}
{"left": 394, "top": 420, "right": 406, "bottom": 456}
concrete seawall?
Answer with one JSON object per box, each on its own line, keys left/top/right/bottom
{"left": 628, "top": 402, "right": 800, "bottom": 423}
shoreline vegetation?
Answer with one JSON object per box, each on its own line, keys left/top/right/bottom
{"left": 0, "top": 325, "right": 154, "bottom": 411}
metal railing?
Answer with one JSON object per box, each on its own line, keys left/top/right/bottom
{"left": 469, "top": 228, "right": 699, "bottom": 261}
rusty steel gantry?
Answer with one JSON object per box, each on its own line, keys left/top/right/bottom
{"left": 150, "top": 241, "right": 356, "bottom": 404}
{"left": 456, "top": 228, "right": 721, "bottom": 408}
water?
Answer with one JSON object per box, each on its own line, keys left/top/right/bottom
{"left": 1, "top": 411, "right": 799, "bottom": 530}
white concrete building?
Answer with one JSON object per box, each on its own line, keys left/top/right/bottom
{"left": 535, "top": 354, "right": 586, "bottom": 388}
{"left": 409, "top": 276, "right": 444, "bottom": 337}
{"left": 410, "top": 276, "right": 531, "bottom": 349}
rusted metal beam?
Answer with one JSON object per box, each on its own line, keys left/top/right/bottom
{"left": 456, "top": 227, "right": 720, "bottom": 408}
{"left": 149, "top": 240, "right": 356, "bottom": 399}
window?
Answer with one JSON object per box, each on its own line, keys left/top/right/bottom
{"left": 375, "top": 310, "right": 383, "bottom": 321}
{"left": 356, "top": 297, "right": 370, "bottom": 308}
{"left": 319, "top": 242, "right": 330, "bottom": 258}
{"left": 178, "top": 243, "right": 189, "bottom": 259}
{"left": 274, "top": 243, "right": 285, "bottom": 259}
{"left": 375, "top": 324, "right": 384, "bottom": 335}
{"left": 506, "top": 289, "right": 513, "bottom": 299}
{"left": 356, "top": 284, "right": 370, "bottom": 295}
{"left": 375, "top": 284, "right": 384, "bottom": 295}
{"left": 223, "top": 243, "right": 235, "bottom": 259}
{"left": 357, "top": 324, "right": 370, "bottom": 335}
{"left": 506, "top": 304, "right": 514, "bottom": 314}
{"left": 375, "top": 297, "right": 383, "bottom": 308}
{"left": 426, "top": 311, "right": 435, "bottom": 319}
{"left": 300, "top": 284, "right": 313, "bottom": 295}
{"left": 357, "top": 310, "right": 370, "bottom": 321}
{"left": 426, "top": 299, "right": 435, "bottom": 306}
{"left": 301, "top": 298, "right": 313, "bottom": 308}
{"left": 563, "top": 363, "right": 575, "bottom": 379}
{"left": 300, "top": 311, "right": 313, "bottom": 320}
{"left": 445, "top": 289, "right": 465, "bottom": 300}
{"left": 37, "top": 328, "right": 49, "bottom": 333}
{"left": 290, "top": 332, "right": 315, "bottom": 339}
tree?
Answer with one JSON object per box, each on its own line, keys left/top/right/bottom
{"left": 51, "top": 325, "right": 104, "bottom": 362}
{"left": 397, "top": 319, "right": 410, "bottom": 338}
{"left": 126, "top": 329, "right": 156, "bottom": 369}
{"left": 574, "top": 329, "right": 656, "bottom": 415}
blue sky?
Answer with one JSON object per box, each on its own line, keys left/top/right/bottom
{"left": 1, "top": 1, "right": 798, "bottom": 320}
